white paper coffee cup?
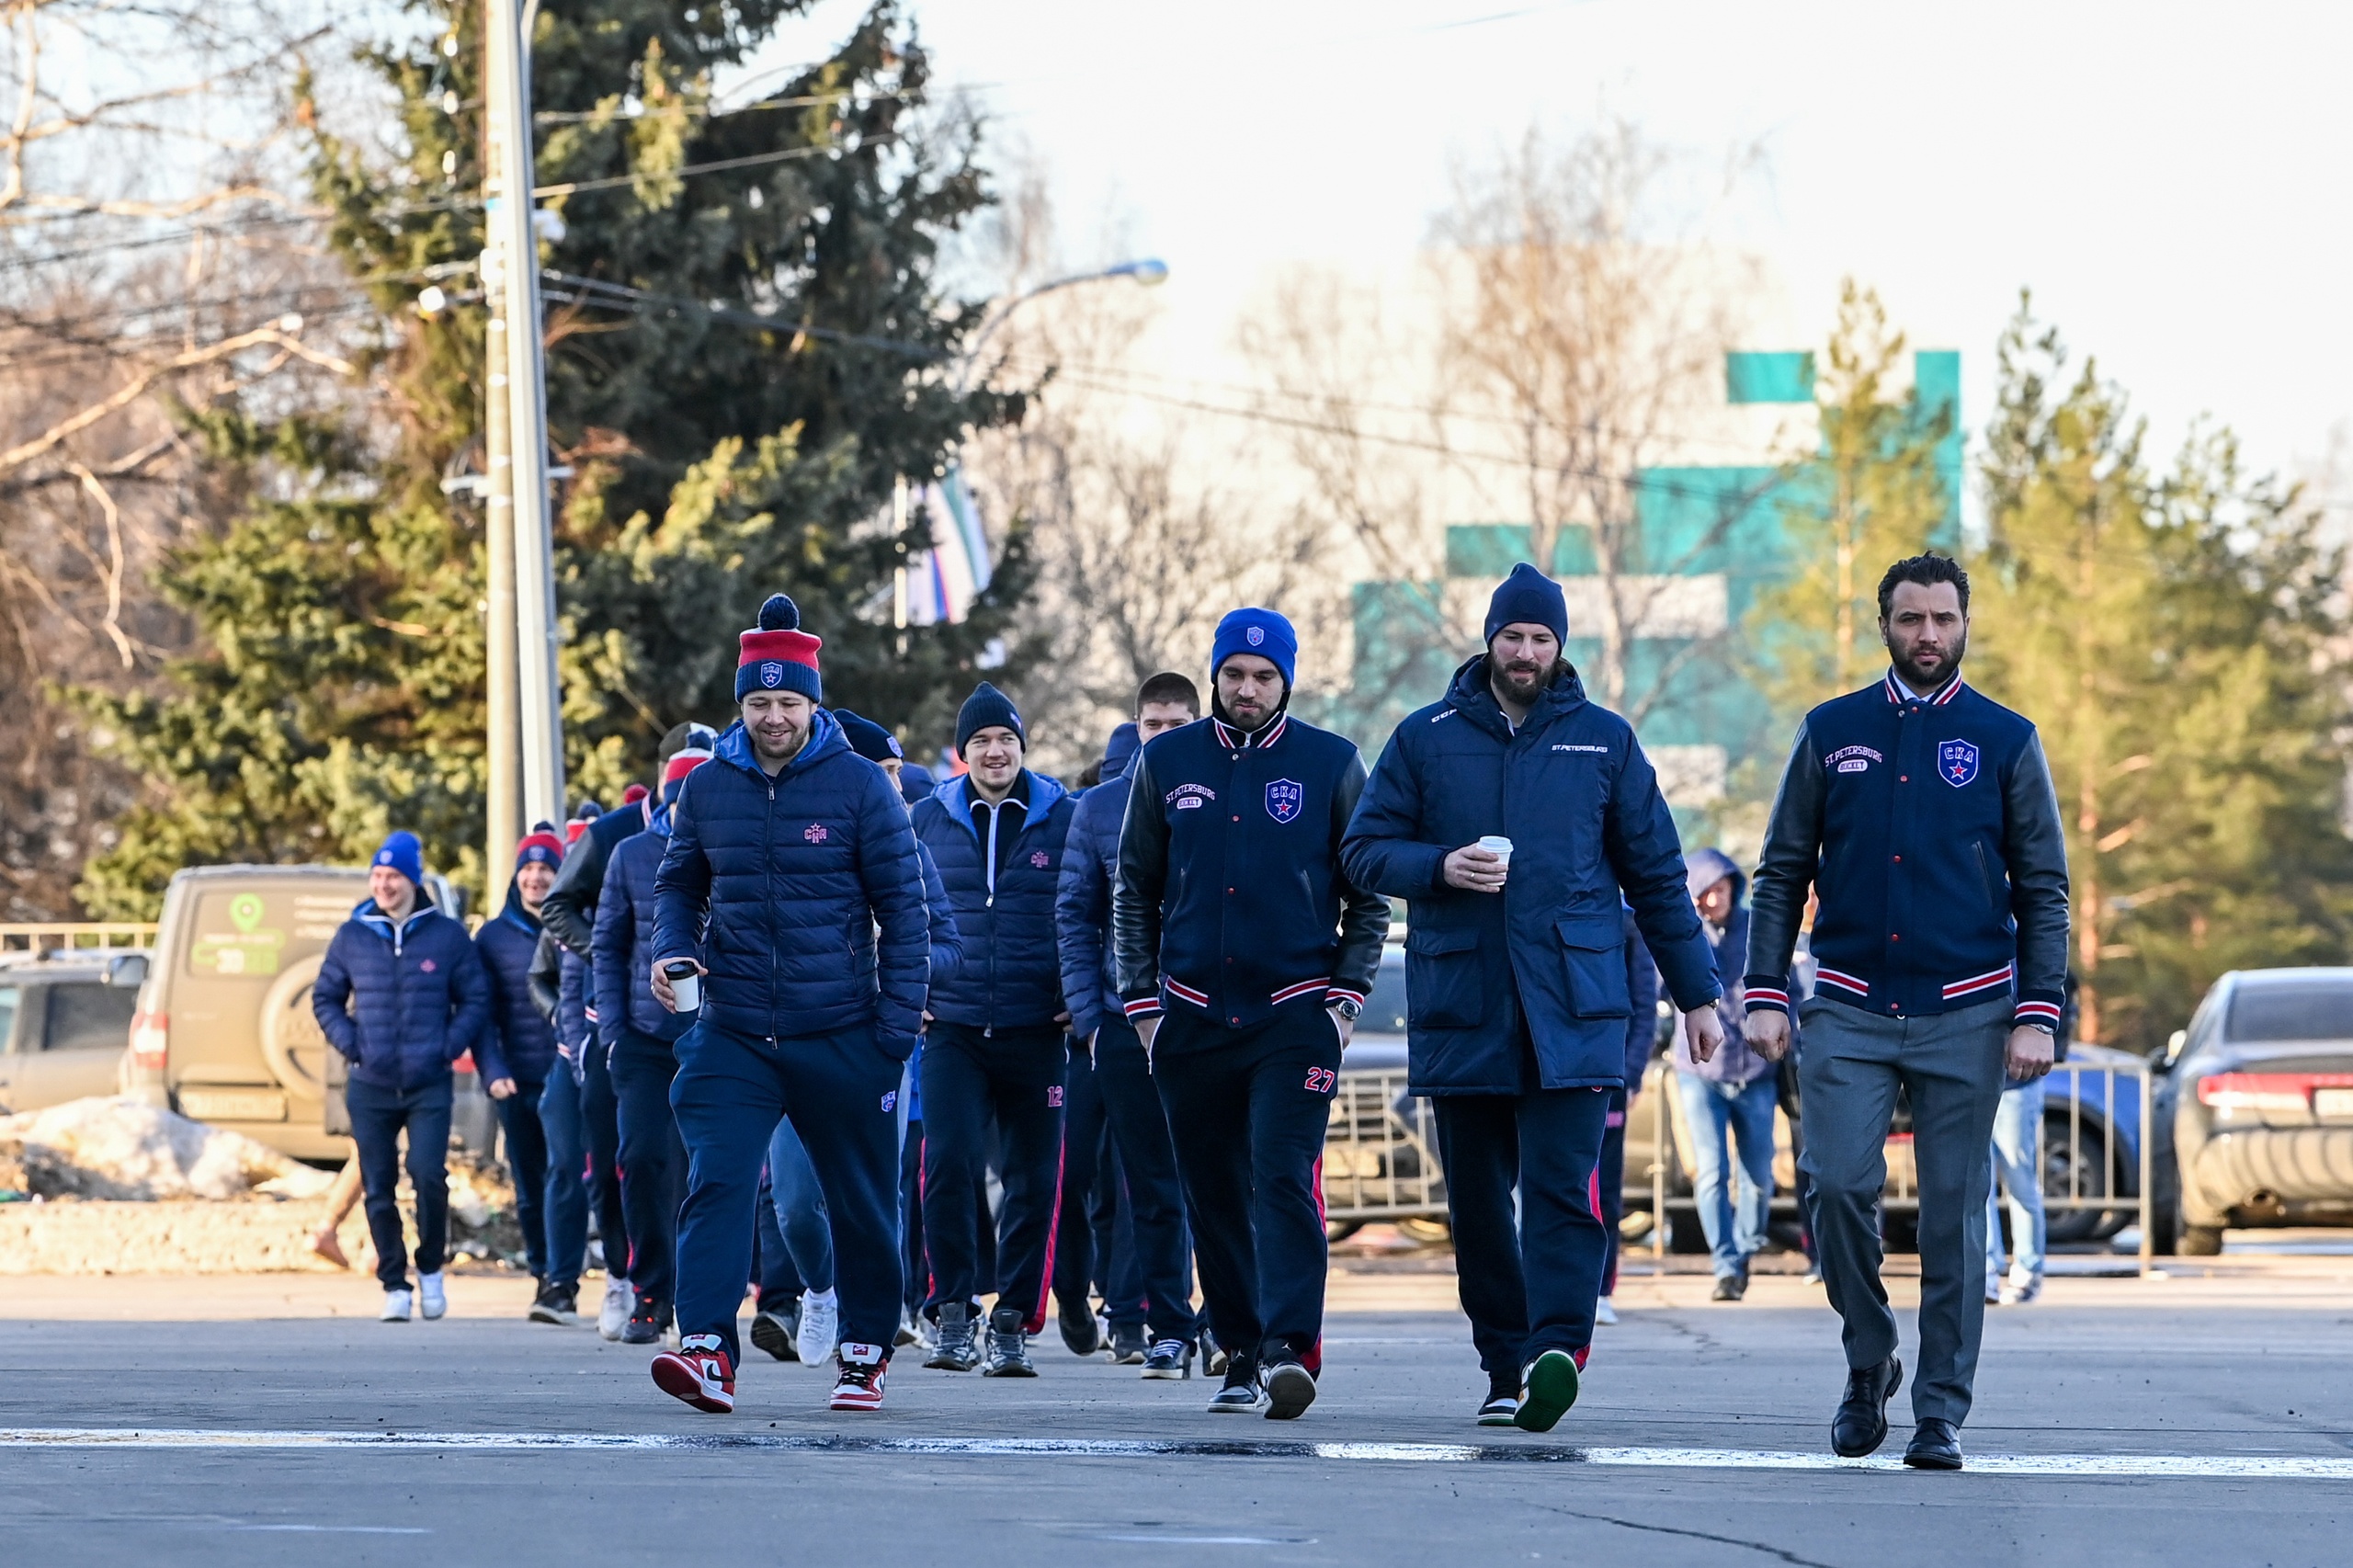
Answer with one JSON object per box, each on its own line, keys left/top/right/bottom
{"left": 1477, "top": 835, "right": 1514, "bottom": 868}
{"left": 665, "top": 960, "right": 701, "bottom": 1012}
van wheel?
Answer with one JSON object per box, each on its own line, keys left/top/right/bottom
{"left": 2177, "top": 1223, "right": 2224, "bottom": 1256}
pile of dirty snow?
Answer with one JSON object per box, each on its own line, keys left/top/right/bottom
{"left": 0, "top": 1097, "right": 334, "bottom": 1201}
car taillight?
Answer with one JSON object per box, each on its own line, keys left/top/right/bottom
{"left": 130, "top": 1011, "right": 169, "bottom": 1073}
{"left": 2197, "top": 1072, "right": 2353, "bottom": 1111}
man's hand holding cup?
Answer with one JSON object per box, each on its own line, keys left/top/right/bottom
{"left": 1443, "top": 835, "right": 1514, "bottom": 893}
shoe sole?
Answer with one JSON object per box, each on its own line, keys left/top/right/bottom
{"left": 925, "top": 1354, "right": 980, "bottom": 1372}
{"left": 830, "top": 1391, "right": 885, "bottom": 1412}
{"left": 1514, "top": 1350, "right": 1580, "bottom": 1433}
{"left": 649, "top": 1356, "right": 733, "bottom": 1415}
{"left": 1478, "top": 1411, "right": 1519, "bottom": 1428}
{"left": 1140, "top": 1365, "right": 1192, "bottom": 1381}
{"left": 980, "top": 1363, "right": 1039, "bottom": 1378}
{"left": 1833, "top": 1358, "right": 1904, "bottom": 1458}
{"left": 1263, "top": 1364, "right": 1317, "bottom": 1421}
{"left": 749, "top": 1316, "right": 799, "bottom": 1363}
{"left": 1904, "top": 1448, "right": 1964, "bottom": 1471}
{"left": 1207, "top": 1394, "right": 1268, "bottom": 1415}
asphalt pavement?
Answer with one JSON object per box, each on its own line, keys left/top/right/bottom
{"left": 4, "top": 1255, "right": 2350, "bottom": 1567}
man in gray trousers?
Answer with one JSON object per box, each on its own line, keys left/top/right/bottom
{"left": 1740, "top": 554, "right": 2069, "bottom": 1471}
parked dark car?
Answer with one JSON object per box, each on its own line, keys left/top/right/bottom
{"left": 2155, "top": 966, "right": 2353, "bottom": 1256}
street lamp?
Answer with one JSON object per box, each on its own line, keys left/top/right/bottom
{"left": 951, "top": 256, "right": 1169, "bottom": 395}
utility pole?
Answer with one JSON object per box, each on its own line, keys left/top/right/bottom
{"left": 480, "top": 227, "right": 521, "bottom": 913}
{"left": 484, "top": 0, "right": 565, "bottom": 828}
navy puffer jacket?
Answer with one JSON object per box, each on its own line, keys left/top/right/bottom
{"left": 595, "top": 807, "right": 694, "bottom": 1049}
{"left": 473, "top": 882, "right": 560, "bottom": 1085}
{"left": 1055, "top": 725, "right": 1142, "bottom": 1041}
{"left": 652, "top": 713, "right": 930, "bottom": 1056}
{"left": 313, "top": 900, "right": 491, "bottom": 1094}
{"left": 914, "top": 769, "right": 1076, "bottom": 1032}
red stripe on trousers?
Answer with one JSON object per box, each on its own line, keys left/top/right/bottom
{"left": 1302, "top": 1154, "right": 1325, "bottom": 1379}
{"left": 1026, "top": 1131, "right": 1068, "bottom": 1336}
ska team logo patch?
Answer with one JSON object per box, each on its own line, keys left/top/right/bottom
{"left": 759, "top": 661, "right": 784, "bottom": 687}
{"left": 1265, "top": 778, "right": 1304, "bottom": 824}
{"left": 1938, "top": 739, "right": 1980, "bottom": 787}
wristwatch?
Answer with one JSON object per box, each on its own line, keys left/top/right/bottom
{"left": 1330, "top": 997, "right": 1362, "bottom": 1022}
{"left": 2018, "top": 1020, "right": 2055, "bottom": 1038}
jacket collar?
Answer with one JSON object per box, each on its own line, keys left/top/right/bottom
{"left": 1882, "top": 666, "right": 1966, "bottom": 708}
{"left": 933, "top": 768, "right": 1066, "bottom": 837}
{"left": 712, "top": 709, "right": 848, "bottom": 779}
{"left": 497, "top": 886, "right": 542, "bottom": 937}
{"left": 1210, "top": 711, "right": 1290, "bottom": 750}
{"left": 1446, "top": 654, "right": 1588, "bottom": 740}
{"left": 353, "top": 898, "right": 438, "bottom": 940}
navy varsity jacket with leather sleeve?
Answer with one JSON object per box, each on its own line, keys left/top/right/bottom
{"left": 1743, "top": 669, "right": 2070, "bottom": 1031}
{"left": 1112, "top": 710, "right": 1390, "bottom": 1033}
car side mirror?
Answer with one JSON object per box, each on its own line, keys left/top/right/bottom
{"left": 2162, "top": 1028, "right": 2188, "bottom": 1069}
{"left": 105, "top": 951, "right": 150, "bottom": 988}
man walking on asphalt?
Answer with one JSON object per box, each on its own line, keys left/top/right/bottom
{"left": 1741, "top": 553, "right": 2068, "bottom": 1471}
{"left": 1057, "top": 676, "right": 1206, "bottom": 1378}
{"left": 911, "top": 682, "right": 1079, "bottom": 1378}
{"left": 312, "top": 831, "right": 491, "bottom": 1324}
{"left": 473, "top": 825, "right": 571, "bottom": 1322}
{"left": 592, "top": 744, "right": 714, "bottom": 1346}
{"left": 647, "top": 594, "right": 929, "bottom": 1415}
{"left": 1671, "top": 846, "right": 1780, "bottom": 1304}
{"left": 1115, "top": 608, "right": 1390, "bottom": 1420}
{"left": 1341, "top": 563, "right": 1722, "bottom": 1433}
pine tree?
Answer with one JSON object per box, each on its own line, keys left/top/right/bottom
{"left": 1971, "top": 300, "right": 2353, "bottom": 1052}
{"left": 75, "top": 1, "right": 1028, "bottom": 915}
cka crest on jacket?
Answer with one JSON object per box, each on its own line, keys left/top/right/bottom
{"left": 1938, "top": 739, "right": 1980, "bottom": 788}
{"left": 1265, "top": 778, "right": 1304, "bottom": 824}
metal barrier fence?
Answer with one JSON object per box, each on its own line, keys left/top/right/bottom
{"left": 1322, "top": 1068, "right": 1447, "bottom": 1221}
{"left": 0, "top": 922, "right": 158, "bottom": 953}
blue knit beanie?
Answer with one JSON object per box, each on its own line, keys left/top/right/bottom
{"left": 1210, "top": 607, "right": 1297, "bottom": 687}
{"left": 1483, "top": 562, "right": 1569, "bottom": 645}
{"left": 832, "top": 709, "right": 905, "bottom": 765}
{"left": 371, "top": 830, "right": 425, "bottom": 887}
{"left": 956, "top": 682, "right": 1026, "bottom": 756}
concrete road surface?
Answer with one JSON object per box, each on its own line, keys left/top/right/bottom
{"left": 3, "top": 1256, "right": 2350, "bottom": 1567}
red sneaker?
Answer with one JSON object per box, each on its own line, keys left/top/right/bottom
{"left": 652, "top": 1334, "right": 735, "bottom": 1414}
{"left": 829, "top": 1341, "right": 889, "bottom": 1412}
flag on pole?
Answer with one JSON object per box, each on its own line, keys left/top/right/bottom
{"left": 904, "top": 466, "right": 993, "bottom": 626}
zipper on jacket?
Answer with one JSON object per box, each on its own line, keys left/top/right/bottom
{"left": 767, "top": 775, "right": 780, "bottom": 1034}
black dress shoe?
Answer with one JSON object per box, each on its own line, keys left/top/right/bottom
{"left": 1830, "top": 1356, "right": 1903, "bottom": 1457}
{"left": 1903, "top": 1417, "right": 1963, "bottom": 1470}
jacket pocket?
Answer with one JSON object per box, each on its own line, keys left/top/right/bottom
{"left": 1558, "top": 915, "right": 1631, "bottom": 1019}
{"left": 1405, "top": 926, "right": 1483, "bottom": 1030}
{"left": 1971, "top": 839, "right": 2006, "bottom": 915}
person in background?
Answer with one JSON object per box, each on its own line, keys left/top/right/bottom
{"left": 528, "top": 800, "right": 622, "bottom": 1328}
{"left": 1593, "top": 913, "right": 1660, "bottom": 1327}
{"left": 311, "top": 831, "right": 490, "bottom": 1323}
{"left": 1671, "top": 847, "right": 1779, "bottom": 1303}
{"left": 1057, "top": 672, "right": 1208, "bottom": 1379}
{"left": 1985, "top": 970, "right": 2066, "bottom": 1307}
{"left": 474, "top": 824, "right": 571, "bottom": 1322}
{"left": 307, "top": 1155, "right": 365, "bottom": 1269}
{"left": 912, "top": 682, "right": 1079, "bottom": 1379}
{"left": 593, "top": 744, "right": 713, "bottom": 1346}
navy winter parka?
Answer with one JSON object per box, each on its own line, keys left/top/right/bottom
{"left": 1339, "top": 656, "right": 1719, "bottom": 1095}
{"left": 652, "top": 712, "right": 930, "bottom": 1057}
{"left": 596, "top": 808, "right": 695, "bottom": 1050}
{"left": 912, "top": 769, "right": 1076, "bottom": 1032}
{"left": 1054, "top": 724, "right": 1142, "bottom": 1042}
{"left": 472, "top": 881, "right": 561, "bottom": 1086}
{"left": 312, "top": 900, "right": 492, "bottom": 1094}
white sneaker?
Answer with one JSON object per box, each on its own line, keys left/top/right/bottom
{"left": 798, "top": 1289, "right": 840, "bottom": 1369}
{"left": 598, "top": 1277, "right": 633, "bottom": 1341}
{"left": 418, "top": 1272, "right": 448, "bottom": 1320}
{"left": 381, "top": 1288, "right": 415, "bottom": 1322}
{"left": 1594, "top": 1296, "right": 1619, "bottom": 1326}
{"left": 1999, "top": 1272, "right": 2043, "bottom": 1306}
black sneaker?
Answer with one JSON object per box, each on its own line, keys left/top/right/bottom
{"left": 1263, "top": 1359, "right": 1317, "bottom": 1421}
{"left": 750, "top": 1306, "right": 801, "bottom": 1363}
{"left": 981, "top": 1305, "right": 1037, "bottom": 1378}
{"left": 1199, "top": 1327, "right": 1230, "bottom": 1379}
{"left": 1711, "top": 1269, "right": 1748, "bottom": 1302}
{"left": 620, "top": 1299, "right": 670, "bottom": 1346}
{"left": 529, "top": 1282, "right": 579, "bottom": 1325}
{"left": 1140, "top": 1338, "right": 1193, "bottom": 1380}
{"left": 1477, "top": 1369, "right": 1521, "bottom": 1427}
{"left": 926, "top": 1301, "right": 981, "bottom": 1371}
{"left": 1206, "top": 1356, "right": 1265, "bottom": 1415}
{"left": 1057, "top": 1300, "right": 1106, "bottom": 1357}
{"left": 1109, "top": 1323, "right": 1149, "bottom": 1365}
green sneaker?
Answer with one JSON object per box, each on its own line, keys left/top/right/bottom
{"left": 1513, "top": 1348, "right": 1581, "bottom": 1433}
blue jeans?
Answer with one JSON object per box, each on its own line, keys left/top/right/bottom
{"left": 1675, "top": 1069, "right": 1778, "bottom": 1278}
{"left": 767, "top": 1116, "right": 835, "bottom": 1294}
{"left": 1986, "top": 1077, "right": 2046, "bottom": 1280}
{"left": 538, "top": 1070, "right": 589, "bottom": 1290}
{"left": 346, "top": 1076, "right": 453, "bottom": 1291}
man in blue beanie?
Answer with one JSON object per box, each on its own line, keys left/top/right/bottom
{"left": 1343, "top": 562, "right": 1722, "bottom": 1434}
{"left": 1114, "top": 609, "right": 1390, "bottom": 1419}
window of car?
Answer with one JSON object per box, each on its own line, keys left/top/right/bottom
{"left": 2223, "top": 980, "right": 2353, "bottom": 1043}
{"left": 0, "top": 985, "right": 17, "bottom": 1051}
{"left": 1363, "top": 953, "right": 1409, "bottom": 1034}
{"left": 41, "top": 983, "right": 138, "bottom": 1053}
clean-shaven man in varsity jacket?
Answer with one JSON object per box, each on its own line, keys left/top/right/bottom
{"left": 1742, "top": 553, "right": 2069, "bottom": 1473}
{"left": 1113, "top": 607, "right": 1390, "bottom": 1421}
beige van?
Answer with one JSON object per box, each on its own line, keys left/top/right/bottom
{"left": 121, "top": 864, "right": 488, "bottom": 1164}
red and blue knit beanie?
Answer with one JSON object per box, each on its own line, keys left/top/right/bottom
{"left": 736, "top": 593, "right": 823, "bottom": 701}
{"left": 514, "top": 825, "right": 565, "bottom": 870}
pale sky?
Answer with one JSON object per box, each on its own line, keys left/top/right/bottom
{"left": 744, "top": 0, "right": 2353, "bottom": 512}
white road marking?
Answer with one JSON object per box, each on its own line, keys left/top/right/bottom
{"left": 4, "top": 1427, "right": 2351, "bottom": 1478}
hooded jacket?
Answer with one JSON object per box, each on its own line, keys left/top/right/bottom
{"left": 595, "top": 801, "right": 699, "bottom": 1049}
{"left": 912, "top": 768, "right": 1076, "bottom": 1031}
{"left": 1670, "top": 848, "right": 1772, "bottom": 1085}
{"left": 651, "top": 711, "right": 930, "bottom": 1056}
{"left": 472, "top": 880, "right": 561, "bottom": 1085}
{"left": 1054, "top": 723, "right": 1142, "bottom": 1041}
{"left": 1339, "top": 655, "right": 1718, "bottom": 1094}
{"left": 312, "top": 898, "right": 491, "bottom": 1094}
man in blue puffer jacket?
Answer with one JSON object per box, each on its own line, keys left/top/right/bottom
{"left": 647, "top": 594, "right": 930, "bottom": 1416}
{"left": 312, "top": 830, "right": 490, "bottom": 1324}
{"left": 910, "top": 681, "right": 1079, "bottom": 1379}
{"left": 1341, "top": 563, "right": 1722, "bottom": 1435}
{"left": 473, "top": 824, "right": 569, "bottom": 1322}
{"left": 594, "top": 745, "right": 713, "bottom": 1346}
{"left": 1055, "top": 676, "right": 1205, "bottom": 1378}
